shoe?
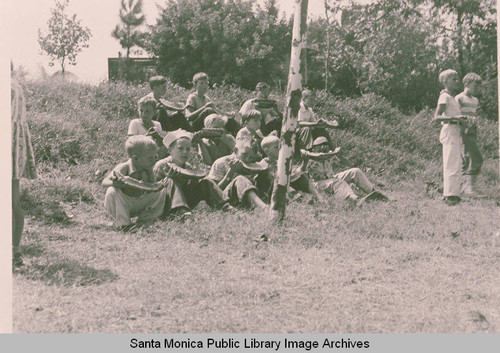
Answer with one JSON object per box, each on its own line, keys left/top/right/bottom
{"left": 178, "top": 211, "right": 193, "bottom": 222}
{"left": 444, "top": 196, "right": 461, "bottom": 206}
{"left": 220, "top": 203, "right": 236, "bottom": 212}
{"left": 356, "top": 191, "right": 388, "bottom": 207}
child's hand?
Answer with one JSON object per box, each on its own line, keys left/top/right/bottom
{"left": 166, "top": 167, "right": 183, "bottom": 180}
{"left": 110, "top": 172, "right": 126, "bottom": 189}
{"left": 192, "top": 131, "right": 203, "bottom": 143}
{"left": 228, "top": 159, "right": 243, "bottom": 174}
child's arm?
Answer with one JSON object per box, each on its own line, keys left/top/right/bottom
{"left": 127, "top": 120, "right": 138, "bottom": 136}
{"left": 308, "top": 179, "right": 326, "bottom": 204}
{"left": 185, "top": 95, "right": 216, "bottom": 121}
{"left": 102, "top": 169, "right": 126, "bottom": 189}
{"left": 217, "top": 160, "right": 243, "bottom": 190}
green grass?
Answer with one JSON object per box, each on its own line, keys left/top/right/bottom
{"left": 13, "top": 79, "right": 499, "bottom": 333}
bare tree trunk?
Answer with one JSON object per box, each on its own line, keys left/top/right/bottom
{"left": 269, "top": 0, "right": 308, "bottom": 223}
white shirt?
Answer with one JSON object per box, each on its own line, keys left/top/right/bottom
{"left": 128, "top": 119, "right": 163, "bottom": 136}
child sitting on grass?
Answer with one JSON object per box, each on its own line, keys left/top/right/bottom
{"left": 455, "top": 72, "right": 485, "bottom": 198}
{"left": 303, "top": 137, "right": 388, "bottom": 207}
{"left": 146, "top": 75, "right": 191, "bottom": 132}
{"left": 238, "top": 81, "right": 282, "bottom": 136}
{"left": 153, "top": 129, "right": 232, "bottom": 219}
{"left": 433, "top": 69, "right": 467, "bottom": 206}
{"left": 184, "top": 72, "right": 219, "bottom": 131}
{"left": 128, "top": 95, "right": 168, "bottom": 158}
{"left": 185, "top": 72, "right": 240, "bottom": 134}
{"left": 102, "top": 136, "right": 169, "bottom": 232}
{"left": 207, "top": 138, "right": 268, "bottom": 209}
{"left": 236, "top": 109, "right": 264, "bottom": 157}
{"left": 297, "top": 89, "right": 335, "bottom": 152}
{"left": 258, "top": 135, "right": 325, "bottom": 204}
{"left": 192, "top": 113, "right": 235, "bottom": 166}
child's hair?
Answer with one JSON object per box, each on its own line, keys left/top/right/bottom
{"left": 302, "top": 89, "right": 314, "bottom": 99}
{"left": 438, "top": 69, "right": 458, "bottom": 85}
{"left": 193, "top": 72, "right": 209, "bottom": 85}
{"left": 137, "top": 95, "right": 157, "bottom": 114}
{"left": 241, "top": 109, "right": 262, "bottom": 125}
{"left": 204, "top": 113, "right": 225, "bottom": 128}
{"left": 149, "top": 75, "right": 167, "bottom": 89}
{"left": 125, "top": 135, "right": 157, "bottom": 157}
{"left": 261, "top": 135, "right": 279, "bottom": 150}
{"left": 463, "top": 72, "right": 482, "bottom": 86}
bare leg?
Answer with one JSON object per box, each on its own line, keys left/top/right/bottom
{"left": 245, "top": 190, "right": 267, "bottom": 209}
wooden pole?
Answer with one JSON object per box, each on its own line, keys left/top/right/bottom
{"left": 269, "top": 0, "right": 308, "bottom": 223}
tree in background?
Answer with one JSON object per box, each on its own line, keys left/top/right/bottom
{"left": 146, "top": 0, "right": 291, "bottom": 89}
{"left": 38, "top": 0, "right": 92, "bottom": 77}
{"left": 112, "top": 0, "right": 146, "bottom": 59}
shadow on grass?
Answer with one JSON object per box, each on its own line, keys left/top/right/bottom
{"left": 17, "top": 260, "right": 119, "bottom": 287}
{"left": 17, "top": 242, "right": 119, "bottom": 287}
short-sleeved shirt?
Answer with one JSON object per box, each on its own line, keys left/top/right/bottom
{"left": 208, "top": 154, "right": 258, "bottom": 183}
{"left": 199, "top": 135, "right": 235, "bottom": 164}
{"left": 128, "top": 119, "right": 163, "bottom": 136}
{"left": 437, "top": 90, "right": 461, "bottom": 118}
{"left": 298, "top": 102, "right": 317, "bottom": 122}
{"left": 107, "top": 159, "right": 155, "bottom": 197}
{"left": 455, "top": 92, "right": 479, "bottom": 116}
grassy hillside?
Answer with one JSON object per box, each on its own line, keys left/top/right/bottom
{"left": 13, "top": 78, "right": 499, "bottom": 333}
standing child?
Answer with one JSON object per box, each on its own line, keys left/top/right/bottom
{"left": 11, "top": 76, "right": 37, "bottom": 267}
{"left": 455, "top": 72, "right": 485, "bottom": 197}
{"left": 153, "top": 129, "right": 232, "bottom": 219}
{"left": 102, "top": 136, "right": 169, "bottom": 231}
{"left": 434, "top": 69, "right": 467, "bottom": 206}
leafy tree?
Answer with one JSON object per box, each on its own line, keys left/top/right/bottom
{"left": 112, "top": 0, "right": 146, "bottom": 59}
{"left": 38, "top": 0, "right": 92, "bottom": 77}
{"left": 146, "top": 0, "right": 291, "bottom": 89}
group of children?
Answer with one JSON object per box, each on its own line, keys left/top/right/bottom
{"left": 434, "top": 70, "right": 485, "bottom": 206}
{"left": 104, "top": 73, "right": 389, "bottom": 230}
{"left": 104, "top": 68, "right": 487, "bottom": 229}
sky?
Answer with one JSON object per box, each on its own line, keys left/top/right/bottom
{"left": 6, "top": 0, "right": 363, "bottom": 83}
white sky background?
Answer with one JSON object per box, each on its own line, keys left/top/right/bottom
{"left": 6, "top": 0, "right": 361, "bottom": 83}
